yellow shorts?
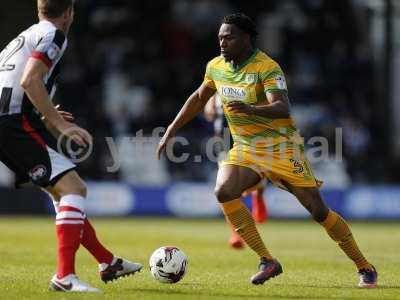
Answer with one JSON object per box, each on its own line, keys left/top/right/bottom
{"left": 220, "top": 145, "right": 321, "bottom": 190}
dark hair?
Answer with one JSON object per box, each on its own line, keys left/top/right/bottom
{"left": 37, "top": 0, "right": 73, "bottom": 18}
{"left": 222, "top": 13, "right": 258, "bottom": 42}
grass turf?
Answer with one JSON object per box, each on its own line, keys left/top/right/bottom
{"left": 0, "top": 217, "right": 398, "bottom": 300}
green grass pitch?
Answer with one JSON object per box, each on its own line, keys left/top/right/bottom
{"left": 0, "top": 217, "right": 398, "bottom": 300}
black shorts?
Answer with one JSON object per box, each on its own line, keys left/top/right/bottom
{"left": 0, "top": 113, "right": 76, "bottom": 188}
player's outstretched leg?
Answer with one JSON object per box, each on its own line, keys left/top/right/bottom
{"left": 215, "top": 165, "right": 282, "bottom": 284}
{"left": 48, "top": 174, "right": 99, "bottom": 292}
{"left": 289, "top": 185, "right": 377, "bottom": 288}
{"left": 228, "top": 187, "right": 268, "bottom": 249}
{"left": 320, "top": 210, "right": 377, "bottom": 288}
{"left": 83, "top": 218, "right": 143, "bottom": 283}
{"left": 48, "top": 183, "right": 142, "bottom": 286}
{"left": 220, "top": 198, "right": 282, "bottom": 284}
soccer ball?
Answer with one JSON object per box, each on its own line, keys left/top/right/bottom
{"left": 149, "top": 246, "right": 188, "bottom": 283}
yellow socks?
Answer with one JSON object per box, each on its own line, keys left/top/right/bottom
{"left": 221, "top": 198, "right": 273, "bottom": 260}
{"left": 321, "top": 210, "right": 371, "bottom": 270}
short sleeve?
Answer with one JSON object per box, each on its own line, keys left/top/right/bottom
{"left": 260, "top": 62, "right": 288, "bottom": 93}
{"left": 31, "top": 29, "right": 66, "bottom": 68}
{"left": 203, "top": 62, "right": 216, "bottom": 90}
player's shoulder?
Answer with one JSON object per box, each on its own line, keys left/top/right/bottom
{"left": 25, "top": 21, "right": 66, "bottom": 46}
{"left": 206, "top": 55, "right": 227, "bottom": 69}
{"left": 252, "top": 49, "right": 282, "bottom": 72}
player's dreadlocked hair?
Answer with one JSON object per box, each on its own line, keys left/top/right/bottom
{"left": 222, "top": 13, "right": 258, "bottom": 44}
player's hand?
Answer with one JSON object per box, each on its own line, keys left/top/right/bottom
{"left": 226, "top": 101, "right": 255, "bottom": 115}
{"left": 42, "top": 105, "right": 74, "bottom": 125}
{"left": 55, "top": 105, "right": 74, "bottom": 122}
{"left": 157, "top": 127, "right": 175, "bottom": 160}
{"left": 57, "top": 121, "right": 93, "bottom": 147}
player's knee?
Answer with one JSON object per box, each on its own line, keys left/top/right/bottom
{"left": 71, "top": 181, "right": 87, "bottom": 197}
{"left": 214, "top": 184, "right": 240, "bottom": 203}
{"left": 296, "top": 188, "right": 329, "bottom": 222}
{"left": 214, "top": 185, "right": 228, "bottom": 202}
{"left": 57, "top": 180, "right": 87, "bottom": 197}
{"left": 310, "top": 195, "right": 329, "bottom": 222}
{"left": 311, "top": 206, "right": 329, "bottom": 222}
{"left": 49, "top": 192, "right": 61, "bottom": 202}
{"left": 53, "top": 171, "right": 88, "bottom": 197}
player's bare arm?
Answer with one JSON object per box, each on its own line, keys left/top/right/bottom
{"left": 157, "top": 83, "right": 215, "bottom": 159}
{"left": 20, "top": 58, "right": 92, "bottom": 146}
{"left": 42, "top": 105, "right": 74, "bottom": 138}
{"left": 42, "top": 105, "right": 74, "bottom": 124}
{"left": 226, "top": 90, "right": 290, "bottom": 119}
{"left": 203, "top": 94, "right": 217, "bottom": 122}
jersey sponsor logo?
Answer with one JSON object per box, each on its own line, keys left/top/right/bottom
{"left": 275, "top": 75, "right": 287, "bottom": 89}
{"left": 245, "top": 73, "right": 257, "bottom": 84}
{"left": 28, "top": 165, "right": 47, "bottom": 181}
{"left": 220, "top": 86, "right": 247, "bottom": 101}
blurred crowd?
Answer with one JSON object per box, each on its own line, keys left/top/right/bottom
{"left": 0, "top": 0, "right": 391, "bottom": 185}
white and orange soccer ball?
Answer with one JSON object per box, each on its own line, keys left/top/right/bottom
{"left": 149, "top": 246, "right": 188, "bottom": 283}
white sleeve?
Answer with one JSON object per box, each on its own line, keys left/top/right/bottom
{"left": 31, "top": 29, "right": 66, "bottom": 68}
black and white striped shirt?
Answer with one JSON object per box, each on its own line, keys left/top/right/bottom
{"left": 0, "top": 20, "right": 67, "bottom": 117}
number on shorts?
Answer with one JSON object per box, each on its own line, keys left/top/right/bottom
{"left": 290, "top": 158, "right": 304, "bottom": 174}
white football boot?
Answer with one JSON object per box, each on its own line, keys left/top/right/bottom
{"left": 49, "top": 274, "right": 101, "bottom": 292}
{"left": 99, "top": 257, "right": 143, "bottom": 283}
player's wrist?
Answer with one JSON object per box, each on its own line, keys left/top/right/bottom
{"left": 52, "top": 118, "right": 70, "bottom": 131}
{"left": 166, "top": 125, "right": 177, "bottom": 136}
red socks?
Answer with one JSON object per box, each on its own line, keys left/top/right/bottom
{"left": 81, "top": 218, "right": 113, "bottom": 265}
{"left": 53, "top": 196, "right": 113, "bottom": 278}
{"left": 55, "top": 195, "right": 85, "bottom": 278}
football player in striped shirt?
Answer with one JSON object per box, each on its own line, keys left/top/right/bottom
{"left": 158, "top": 13, "right": 377, "bottom": 287}
{"left": 0, "top": 0, "right": 142, "bottom": 292}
